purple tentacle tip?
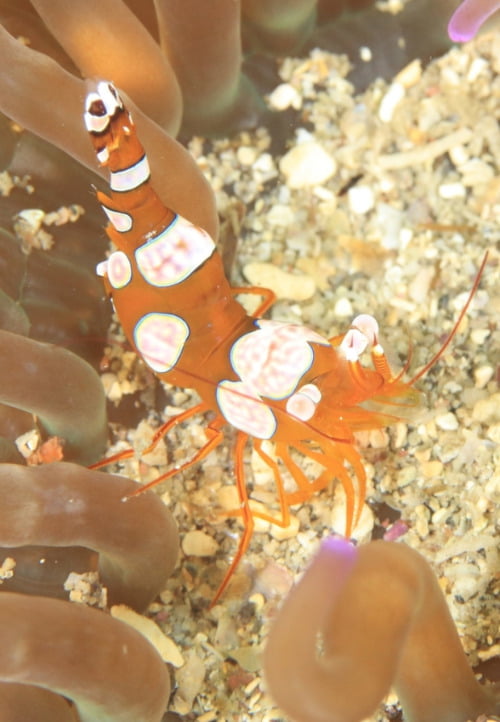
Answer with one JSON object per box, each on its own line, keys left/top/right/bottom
{"left": 320, "top": 536, "right": 357, "bottom": 560}
{"left": 448, "top": 0, "right": 500, "bottom": 42}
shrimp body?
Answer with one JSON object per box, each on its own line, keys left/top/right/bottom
{"left": 85, "top": 81, "right": 481, "bottom": 603}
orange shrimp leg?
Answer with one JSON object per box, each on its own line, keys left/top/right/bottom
{"left": 140, "top": 401, "right": 209, "bottom": 456}
{"left": 89, "top": 401, "right": 209, "bottom": 471}
{"left": 231, "top": 286, "right": 276, "bottom": 318}
{"left": 339, "top": 443, "right": 367, "bottom": 519}
{"left": 287, "top": 440, "right": 366, "bottom": 536}
{"left": 252, "top": 440, "right": 291, "bottom": 527}
{"left": 211, "top": 432, "right": 253, "bottom": 606}
{"left": 124, "top": 413, "right": 225, "bottom": 499}
{"left": 89, "top": 446, "right": 135, "bottom": 471}
{"left": 273, "top": 444, "right": 356, "bottom": 533}
{"left": 223, "top": 439, "right": 291, "bottom": 528}
{"left": 276, "top": 443, "right": 313, "bottom": 496}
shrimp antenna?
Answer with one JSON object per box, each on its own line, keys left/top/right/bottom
{"left": 407, "top": 251, "right": 488, "bottom": 385}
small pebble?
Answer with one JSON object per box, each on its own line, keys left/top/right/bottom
{"left": 333, "top": 296, "right": 353, "bottom": 317}
{"left": 243, "top": 262, "right": 316, "bottom": 301}
{"left": 449, "top": 144, "right": 469, "bottom": 167}
{"left": 397, "top": 466, "right": 417, "bottom": 487}
{"left": 173, "top": 652, "right": 206, "bottom": 713}
{"left": 392, "top": 423, "right": 408, "bottom": 449}
{"left": 438, "top": 182, "right": 466, "bottom": 199}
{"left": 14, "top": 208, "right": 45, "bottom": 231}
{"left": 470, "top": 328, "right": 491, "bottom": 345}
{"left": 477, "top": 644, "right": 500, "bottom": 662}
{"left": 100, "top": 372, "right": 123, "bottom": 403}
{"left": 182, "top": 530, "right": 219, "bottom": 557}
{"left": 267, "top": 83, "right": 302, "bottom": 111}
{"left": 214, "top": 613, "right": 239, "bottom": 649}
{"left": 376, "top": 202, "right": 404, "bottom": 249}
{"left": 414, "top": 505, "right": 429, "bottom": 539}
{"left": 474, "top": 365, "right": 494, "bottom": 388}
{"left": 348, "top": 185, "right": 375, "bottom": 214}
{"left": 237, "top": 146, "right": 257, "bottom": 166}
{"left": 420, "top": 459, "right": 444, "bottom": 478}
{"left": 15, "top": 429, "right": 40, "bottom": 458}
{"left": 280, "top": 141, "right": 336, "bottom": 188}
{"left": 378, "top": 82, "right": 405, "bottom": 122}
{"left": 0, "top": 170, "right": 14, "bottom": 195}
{"left": 110, "top": 605, "right": 184, "bottom": 666}
{"left": 432, "top": 507, "right": 450, "bottom": 525}
{"left": 435, "top": 412, "right": 459, "bottom": 431}
{"left": 442, "top": 381, "right": 462, "bottom": 396}
{"left": 459, "top": 158, "right": 494, "bottom": 186}
{"left": 217, "top": 485, "right": 239, "bottom": 511}
{"left": 394, "top": 58, "right": 422, "bottom": 88}
{"left": 450, "top": 567, "right": 480, "bottom": 601}
{"left": 472, "top": 393, "right": 500, "bottom": 424}
{"left": 467, "top": 56, "right": 488, "bottom": 82}
{"left": 253, "top": 152, "right": 276, "bottom": 176}
{"left": 0, "top": 557, "right": 15, "bottom": 581}
{"left": 197, "top": 713, "right": 218, "bottom": 722}
{"left": 229, "top": 646, "right": 261, "bottom": 673}
{"left": 266, "top": 204, "right": 295, "bottom": 227}
{"left": 486, "top": 423, "right": 500, "bottom": 444}
{"left": 359, "top": 46, "right": 372, "bottom": 62}
{"left": 408, "top": 266, "right": 435, "bottom": 304}
{"left": 254, "top": 560, "right": 293, "bottom": 598}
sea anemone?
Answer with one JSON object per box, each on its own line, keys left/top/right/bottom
{"left": 0, "top": 114, "right": 112, "bottom": 367}
{"left": 0, "top": 330, "right": 107, "bottom": 465}
{"left": 0, "top": 1, "right": 218, "bottom": 236}
{"left": 0, "top": 592, "right": 171, "bottom": 722}
{"left": 0, "top": 333, "right": 179, "bottom": 720}
{"left": 264, "top": 538, "right": 500, "bottom": 722}
{"left": 448, "top": 0, "right": 500, "bottom": 42}
{"left": 0, "top": 0, "right": 458, "bottom": 239}
{"left": 0, "top": 462, "right": 179, "bottom": 610}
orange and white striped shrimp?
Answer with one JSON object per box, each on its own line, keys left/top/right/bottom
{"left": 85, "top": 81, "right": 486, "bottom": 603}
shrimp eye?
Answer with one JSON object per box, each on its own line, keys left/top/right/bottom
{"left": 89, "top": 99, "right": 106, "bottom": 117}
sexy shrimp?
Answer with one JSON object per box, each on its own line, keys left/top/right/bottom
{"left": 85, "top": 81, "right": 486, "bottom": 604}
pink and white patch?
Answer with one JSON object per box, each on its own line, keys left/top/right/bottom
{"left": 350, "top": 314, "right": 379, "bottom": 345}
{"left": 230, "top": 320, "right": 329, "bottom": 400}
{"left": 107, "top": 251, "right": 132, "bottom": 289}
{"left": 134, "top": 312, "right": 189, "bottom": 373}
{"left": 217, "top": 380, "right": 277, "bottom": 439}
{"left": 135, "top": 215, "right": 215, "bottom": 287}
{"left": 101, "top": 205, "right": 133, "bottom": 233}
{"left": 286, "top": 383, "right": 322, "bottom": 421}
{"left": 340, "top": 314, "right": 380, "bottom": 361}
{"left": 96, "top": 260, "right": 108, "bottom": 277}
